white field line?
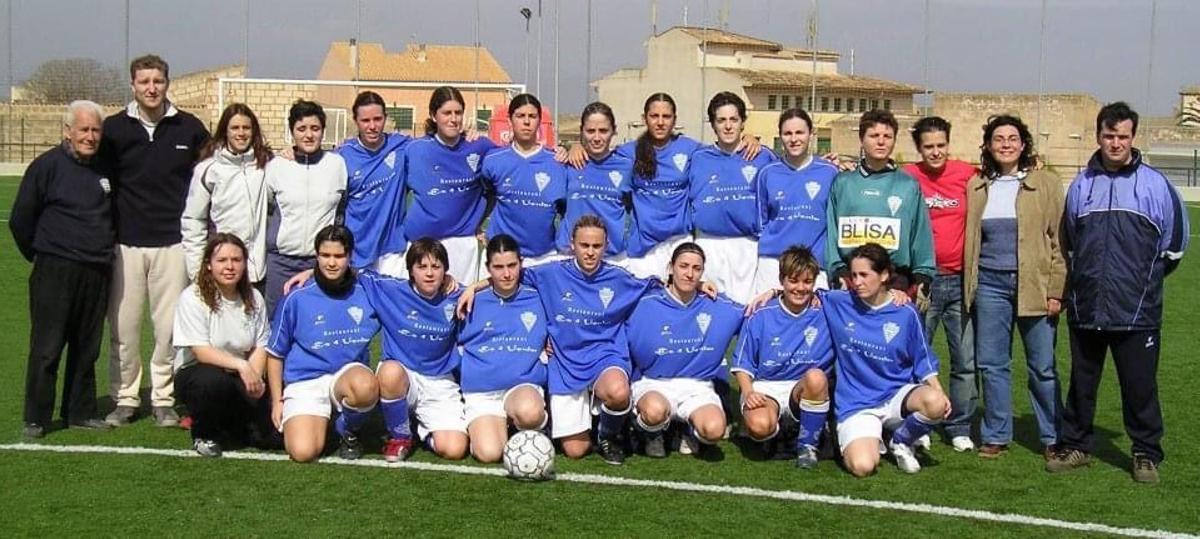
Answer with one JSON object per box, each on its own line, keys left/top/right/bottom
{"left": 1, "top": 443, "right": 1195, "bottom": 538}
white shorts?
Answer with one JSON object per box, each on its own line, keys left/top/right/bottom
{"left": 631, "top": 377, "right": 722, "bottom": 424}
{"left": 521, "top": 250, "right": 568, "bottom": 269}
{"left": 837, "top": 383, "right": 919, "bottom": 453}
{"left": 693, "top": 234, "right": 758, "bottom": 305}
{"left": 440, "top": 235, "right": 481, "bottom": 285}
{"left": 463, "top": 383, "right": 546, "bottom": 426}
{"left": 373, "top": 251, "right": 408, "bottom": 279}
{"left": 752, "top": 257, "right": 829, "bottom": 297}
{"left": 624, "top": 234, "right": 691, "bottom": 280}
{"left": 742, "top": 379, "right": 801, "bottom": 421}
{"left": 394, "top": 365, "right": 468, "bottom": 439}
{"left": 548, "top": 366, "right": 627, "bottom": 439}
{"left": 281, "top": 362, "right": 370, "bottom": 426}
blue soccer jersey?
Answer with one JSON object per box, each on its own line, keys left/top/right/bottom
{"left": 625, "top": 289, "right": 743, "bottom": 381}
{"left": 822, "top": 290, "right": 939, "bottom": 422}
{"left": 616, "top": 137, "right": 701, "bottom": 257}
{"left": 403, "top": 135, "right": 498, "bottom": 241}
{"left": 731, "top": 297, "right": 834, "bottom": 382}
{"left": 755, "top": 156, "right": 839, "bottom": 260}
{"left": 556, "top": 152, "right": 634, "bottom": 257}
{"left": 480, "top": 146, "right": 569, "bottom": 257}
{"left": 455, "top": 284, "right": 549, "bottom": 393}
{"left": 689, "top": 144, "right": 777, "bottom": 238}
{"left": 358, "top": 271, "right": 463, "bottom": 377}
{"left": 523, "top": 259, "right": 659, "bottom": 394}
{"left": 337, "top": 133, "right": 411, "bottom": 268}
{"left": 266, "top": 280, "right": 380, "bottom": 385}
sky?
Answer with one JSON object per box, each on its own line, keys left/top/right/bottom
{"left": 2, "top": 0, "right": 1197, "bottom": 116}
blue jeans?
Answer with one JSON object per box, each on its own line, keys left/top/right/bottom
{"left": 973, "top": 268, "right": 1062, "bottom": 446}
{"left": 923, "top": 273, "right": 976, "bottom": 439}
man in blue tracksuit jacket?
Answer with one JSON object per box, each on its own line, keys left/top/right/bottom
{"left": 1047, "top": 102, "right": 1189, "bottom": 484}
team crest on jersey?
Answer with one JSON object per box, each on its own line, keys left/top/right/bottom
{"left": 803, "top": 326, "right": 818, "bottom": 347}
{"left": 466, "top": 153, "right": 481, "bottom": 172}
{"left": 696, "top": 312, "right": 712, "bottom": 335}
{"left": 741, "top": 165, "right": 757, "bottom": 183}
{"left": 535, "top": 171, "right": 551, "bottom": 193}
{"left": 608, "top": 170, "right": 623, "bottom": 188}
{"left": 598, "top": 287, "right": 615, "bottom": 309}
{"left": 99, "top": 178, "right": 111, "bottom": 194}
{"left": 883, "top": 322, "right": 900, "bottom": 343}
{"left": 442, "top": 303, "right": 456, "bottom": 323}
{"left": 805, "top": 181, "right": 821, "bottom": 200}
{"left": 520, "top": 311, "right": 537, "bottom": 332}
{"left": 385, "top": 151, "right": 396, "bottom": 169}
{"left": 887, "top": 196, "right": 903, "bottom": 216}
{"left": 347, "top": 306, "right": 364, "bottom": 325}
{"left": 672, "top": 153, "right": 688, "bottom": 172}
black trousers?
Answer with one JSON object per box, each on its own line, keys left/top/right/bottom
{"left": 175, "top": 363, "right": 276, "bottom": 446}
{"left": 1061, "top": 327, "right": 1164, "bottom": 463}
{"left": 24, "top": 254, "right": 111, "bottom": 425}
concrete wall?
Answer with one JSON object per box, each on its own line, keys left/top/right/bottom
{"left": 0, "top": 103, "right": 122, "bottom": 162}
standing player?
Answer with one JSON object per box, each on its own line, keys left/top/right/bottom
{"left": 752, "top": 108, "right": 839, "bottom": 296}
{"left": 266, "top": 225, "right": 381, "bottom": 463}
{"left": 402, "top": 86, "right": 499, "bottom": 283}
{"left": 825, "top": 110, "right": 935, "bottom": 308}
{"left": 902, "top": 116, "right": 978, "bottom": 452}
{"left": 732, "top": 246, "right": 834, "bottom": 468}
{"left": 456, "top": 235, "right": 549, "bottom": 463}
{"left": 557, "top": 102, "right": 634, "bottom": 267}
{"left": 625, "top": 242, "right": 743, "bottom": 457}
{"left": 479, "top": 94, "right": 568, "bottom": 272}
{"left": 824, "top": 243, "right": 949, "bottom": 477}
{"left": 336, "top": 91, "right": 412, "bottom": 276}
{"left": 688, "top": 92, "right": 777, "bottom": 304}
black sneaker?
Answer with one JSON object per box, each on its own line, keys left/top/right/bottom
{"left": 69, "top": 418, "right": 113, "bottom": 431}
{"left": 1131, "top": 454, "right": 1160, "bottom": 484}
{"left": 596, "top": 436, "right": 626, "bottom": 465}
{"left": 337, "top": 433, "right": 363, "bottom": 460}
{"left": 193, "top": 438, "right": 223, "bottom": 458}
{"left": 642, "top": 430, "right": 666, "bottom": 458}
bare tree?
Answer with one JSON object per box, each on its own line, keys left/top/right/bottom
{"left": 20, "top": 58, "right": 127, "bottom": 105}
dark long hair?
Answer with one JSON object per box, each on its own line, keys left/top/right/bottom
{"left": 979, "top": 114, "right": 1036, "bottom": 178}
{"left": 580, "top": 101, "right": 615, "bottom": 131}
{"left": 634, "top": 93, "right": 677, "bottom": 180}
{"left": 486, "top": 234, "right": 522, "bottom": 265}
{"left": 777, "top": 108, "right": 813, "bottom": 134}
{"left": 196, "top": 233, "right": 256, "bottom": 315}
{"left": 706, "top": 91, "right": 747, "bottom": 126}
{"left": 848, "top": 243, "right": 895, "bottom": 280}
{"left": 666, "top": 242, "right": 706, "bottom": 286}
{"left": 424, "top": 86, "right": 465, "bottom": 136}
{"left": 199, "top": 103, "right": 272, "bottom": 169}
{"left": 352, "top": 91, "right": 386, "bottom": 119}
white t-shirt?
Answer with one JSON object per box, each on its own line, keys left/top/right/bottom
{"left": 172, "top": 284, "right": 269, "bottom": 372}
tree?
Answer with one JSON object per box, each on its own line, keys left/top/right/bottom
{"left": 20, "top": 58, "right": 127, "bottom": 105}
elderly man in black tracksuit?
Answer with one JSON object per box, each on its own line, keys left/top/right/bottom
{"left": 10, "top": 101, "right": 115, "bottom": 437}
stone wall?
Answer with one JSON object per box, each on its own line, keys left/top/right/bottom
{"left": 0, "top": 104, "right": 122, "bottom": 162}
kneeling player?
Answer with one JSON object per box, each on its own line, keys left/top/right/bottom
{"left": 457, "top": 235, "right": 549, "bottom": 463}
{"left": 267, "top": 225, "right": 382, "bottom": 463}
{"left": 824, "top": 243, "right": 950, "bottom": 477}
{"left": 732, "top": 246, "right": 833, "bottom": 469}
{"left": 625, "top": 242, "right": 743, "bottom": 457}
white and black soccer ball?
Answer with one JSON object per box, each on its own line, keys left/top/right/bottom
{"left": 502, "top": 430, "right": 555, "bottom": 481}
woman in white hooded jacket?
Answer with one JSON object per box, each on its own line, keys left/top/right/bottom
{"left": 181, "top": 103, "right": 272, "bottom": 289}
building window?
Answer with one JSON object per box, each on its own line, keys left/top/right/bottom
{"left": 781, "top": 95, "right": 791, "bottom": 109}
{"left": 833, "top": 97, "right": 842, "bottom": 112}
{"left": 820, "top": 97, "right": 829, "bottom": 112}
{"left": 767, "top": 95, "right": 777, "bottom": 110}
{"left": 859, "top": 98, "right": 867, "bottom": 112}
{"left": 795, "top": 96, "right": 804, "bottom": 110}
{"left": 476, "top": 108, "right": 492, "bottom": 130}
{"left": 871, "top": 99, "right": 879, "bottom": 110}
{"left": 388, "top": 106, "right": 415, "bottom": 132}
{"left": 807, "top": 96, "right": 814, "bottom": 110}
{"left": 883, "top": 99, "right": 892, "bottom": 111}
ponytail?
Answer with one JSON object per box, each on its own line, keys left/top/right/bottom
{"left": 634, "top": 92, "right": 677, "bottom": 180}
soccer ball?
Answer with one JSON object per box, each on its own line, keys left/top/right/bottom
{"left": 502, "top": 430, "right": 555, "bottom": 481}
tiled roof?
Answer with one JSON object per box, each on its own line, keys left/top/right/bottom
{"left": 674, "top": 26, "right": 781, "bottom": 49}
{"left": 721, "top": 68, "right": 922, "bottom": 94}
{"left": 324, "top": 41, "right": 512, "bottom": 84}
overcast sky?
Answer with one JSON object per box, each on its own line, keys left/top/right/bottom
{"left": 3, "top": 0, "right": 1197, "bottom": 116}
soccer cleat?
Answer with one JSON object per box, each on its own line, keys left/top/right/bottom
{"left": 889, "top": 440, "right": 921, "bottom": 474}
{"left": 794, "top": 445, "right": 819, "bottom": 470}
{"left": 642, "top": 430, "right": 666, "bottom": 458}
{"left": 337, "top": 433, "right": 364, "bottom": 460}
{"left": 978, "top": 443, "right": 1008, "bottom": 459}
{"left": 105, "top": 405, "right": 137, "bottom": 426}
{"left": 677, "top": 432, "right": 700, "bottom": 456}
{"left": 596, "top": 437, "right": 626, "bottom": 465}
{"left": 23, "top": 423, "right": 46, "bottom": 439}
{"left": 951, "top": 436, "right": 976, "bottom": 453}
{"left": 383, "top": 437, "right": 414, "bottom": 463}
{"left": 1131, "top": 454, "right": 1160, "bottom": 484}
{"left": 914, "top": 434, "right": 932, "bottom": 452}
{"left": 69, "top": 418, "right": 113, "bottom": 431}
{"left": 192, "top": 438, "right": 223, "bottom": 458}
{"left": 1045, "top": 448, "right": 1091, "bottom": 473}
{"left": 153, "top": 407, "right": 180, "bottom": 428}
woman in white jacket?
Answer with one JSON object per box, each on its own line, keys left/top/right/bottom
{"left": 181, "top": 103, "right": 272, "bottom": 288}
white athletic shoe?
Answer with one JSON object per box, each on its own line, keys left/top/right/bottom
{"left": 951, "top": 436, "right": 976, "bottom": 453}
{"left": 890, "top": 440, "right": 922, "bottom": 474}
{"left": 915, "top": 434, "right": 932, "bottom": 452}
{"left": 678, "top": 432, "right": 699, "bottom": 456}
